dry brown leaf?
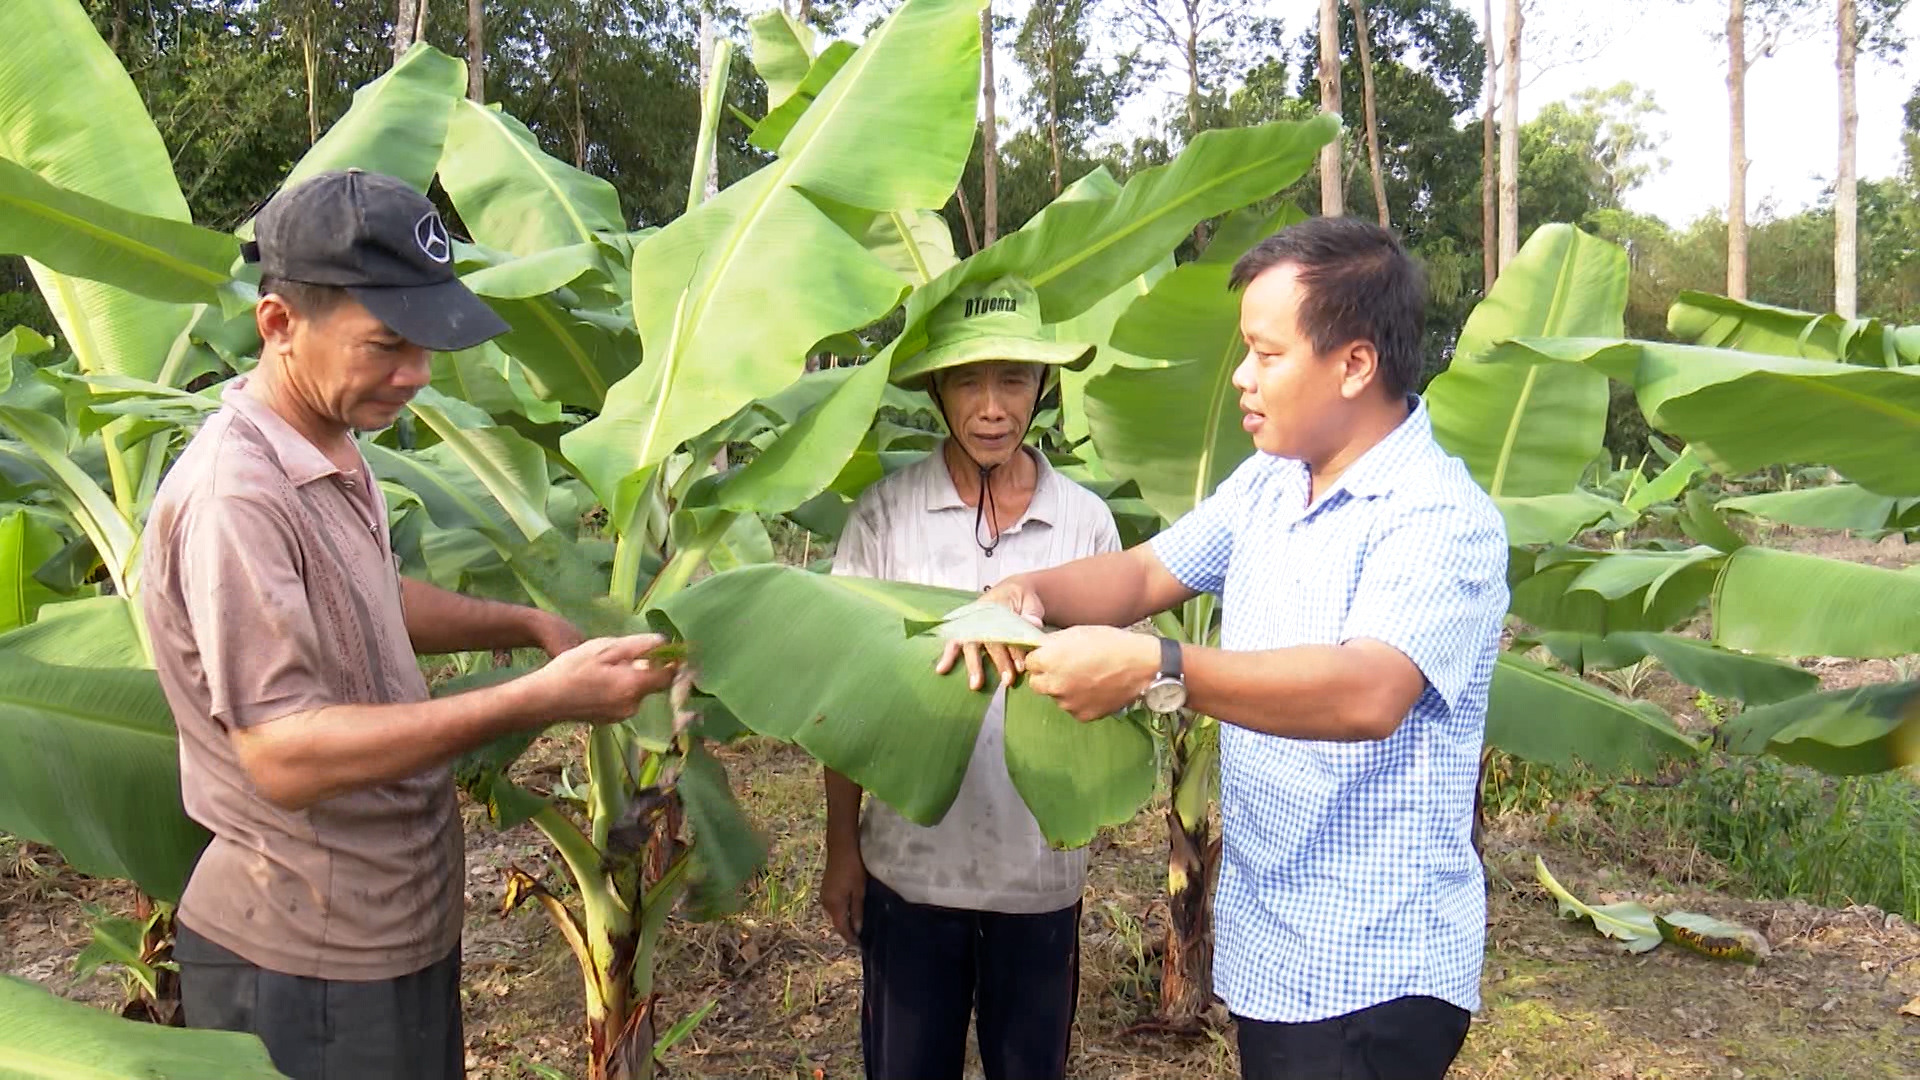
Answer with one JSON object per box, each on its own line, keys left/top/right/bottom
{"left": 1898, "top": 996, "right": 1920, "bottom": 1018}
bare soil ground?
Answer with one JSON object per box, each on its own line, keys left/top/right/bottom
{"left": 8, "top": 733, "right": 1919, "bottom": 1080}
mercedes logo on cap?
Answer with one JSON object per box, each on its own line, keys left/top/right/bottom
{"left": 414, "top": 212, "right": 452, "bottom": 264}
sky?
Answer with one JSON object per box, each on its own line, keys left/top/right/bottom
{"left": 744, "top": 0, "right": 1918, "bottom": 229}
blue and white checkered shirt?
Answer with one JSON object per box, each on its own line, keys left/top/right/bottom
{"left": 1149, "top": 395, "right": 1509, "bottom": 1023}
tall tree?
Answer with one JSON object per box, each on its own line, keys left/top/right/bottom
{"left": 1482, "top": 0, "right": 1498, "bottom": 287}
{"left": 1350, "top": 0, "right": 1389, "bottom": 226}
{"left": 1725, "top": 0, "right": 1818, "bottom": 300}
{"left": 1013, "top": 0, "right": 1136, "bottom": 196}
{"left": 1499, "top": 0, "right": 1521, "bottom": 268}
{"left": 1318, "top": 0, "right": 1344, "bottom": 216}
{"left": 1837, "top": 0, "right": 1859, "bottom": 315}
{"left": 982, "top": 4, "right": 1000, "bottom": 244}
{"left": 395, "top": 0, "right": 420, "bottom": 59}
{"left": 466, "top": 0, "right": 484, "bottom": 101}
{"left": 1124, "top": 0, "right": 1265, "bottom": 141}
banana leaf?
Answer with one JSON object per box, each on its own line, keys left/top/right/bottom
{"left": 750, "top": 7, "right": 821, "bottom": 107}
{"left": 1496, "top": 491, "right": 1634, "bottom": 547}
{"left": 1486, "top": 338, "right": 1920, "bottom": 498}
{"left": 1508, "top": 546, "right": 1722, "bottom": 638}
{"left": 0, "top": 506, "right": 65, "bottom": 632}
{"left": 0, "top": 599, "right": 208, "bottom": 902}
{"left": 1711, "top": 547, "right": 1920, "bottom": 659}
{"left": 1668, "top": 290, "right": 1920, "bottom": 367}
{"left": 280, "top": 43, "right": 467, "bottom": 194}
{"left": 1426, "top": 224, "right": 1625, "bottom": 498}
{"left": 1488, "top": 652, "right": 1703, "bottom": 775}
{"left": 1719, "top": 484, "right": 1920, "bottom": 536}
{"left": 1524, "top": 630, "right": 1817, "bottom": 704}
{"left": 1721, "top": 679, "right": 1920, "bottom": 776}
{"left": 0, "top": 975, "right": 286, "bottom": 1079}
{"left": 1082, "top": 204, "right": 1300, "bottom": 523}
{"left": 438, "top": 99, "right": 624, "bottom": 257}
{"left": 650, "top": 564, "right": 1157, "bottom": 849}
{"left": 562, "top": 0, "right": 984, "bottom": 518}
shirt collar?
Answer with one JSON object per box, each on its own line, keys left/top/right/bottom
{"left": 1334, "top": 394, "right": 1433, "bottom": 500}
{"left": 220, "top": 376, "right": 349, "bottom": 488}
{"left": 923, "top": 440, "right": 1061, "bottom": 529}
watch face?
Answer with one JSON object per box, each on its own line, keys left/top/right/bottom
{"left": 1143, "top": 679, "right": 1186, "bottom": 713}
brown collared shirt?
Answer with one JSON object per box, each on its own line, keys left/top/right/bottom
{"left": 139, "top": 378, "right": 462, "bottom": 980}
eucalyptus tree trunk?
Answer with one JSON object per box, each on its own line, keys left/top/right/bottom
{"left": 1835, "top": 0, "right": 1857, "bottom": 317}
{"left": 981, "top": 5, "right": 1000, "bottom": 245}
{"left": 1350, "top": 0, "right": 1388, "bottom": 227}
{"left": 466, "top": 0, "right": 485, "bottom": 101}
{"left": 1727, "top": 0, "right": 1749, "bottom": 299}
{"left": 1317, "top": 0, "right": 1343, "bottom": 216}
{"left": 1498, "top": 0, "right": 1521, "bottom": 269}
{"left": 1481, "top": 0, "right": 1497, "bottom": 288}
{"left": 394, "top": 0, "right": 419, "bottom": 60}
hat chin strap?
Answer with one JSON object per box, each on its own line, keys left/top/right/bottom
{"left": 930, "top": 383, "right": 1034, "bottom": 559}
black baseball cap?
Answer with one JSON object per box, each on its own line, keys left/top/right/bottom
{"left": 240, "top": 168, "right": 510, "bottom": 352}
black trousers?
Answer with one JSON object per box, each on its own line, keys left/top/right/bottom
{"left": 174, "top": 920, "right": 465, "bottom": 1080}
{"left": 858, "top": 874, "right": 1081, "bottom": 1080}
{"left": 1235, "top": 995, "right": 1471, "bottom": 1080}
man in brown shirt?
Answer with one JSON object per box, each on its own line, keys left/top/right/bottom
{"left": 139, "top": 169, "right": 674, "bottom": 1080}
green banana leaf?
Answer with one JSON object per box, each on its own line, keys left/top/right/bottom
{"left": 437, "top": 99, "right": 624, "bottom": 257}
{"left": 0, "top": 158, "right": 237, "bottom": 305}
{"left": 1486, "top": 338, "right": 1920, "bottom": 498}
{"left": 0, "top": 406, "right": 138, "bottom": 594}
{"left": 713, "top": 356, "right": 894, "bottom": 516}
{"left": 1508, "top": 546, "right": 1722, "bottom": 637}
{"left": 0, "top": 506, "right": 65, "bottom": 632}
{"left": 750, "top": 42, "right": 859, "bottom": 153}
{"left": 0, "top": 0, "right": 197, "bottom": 385}
{"left": 0, "top": 599, "right": 208, "bottom": 902}
{"left": 1719, "top": 484, "right": 1920, "bottom": 536}
{"left": 1625, "top": 445, "right": 1707, "bottom": 513}
{"left": 750, "top": 7, "right": 821, "bottom": 107}
{"left": 1524, "top": 630, "right": 1817, "bottom": 704}
{"left": 678, "top": 743, "right": 771, "bottom": 920}
{"left": 860, "top": 207, "right": 960, "bottom": 284}
{"left": 1711, "top": 547, "right": 1920, "bottom": 659}
{"left": 479, "top": 293, "right": 633, "bottom": 413}
{"left": 1721, "top": 679, "right": 1920, "bottom": 776}
{"left": 650, "top": 564, "right": 1157, "bottom": 849}
{"left": 1497, "top": 491, "right": 1634, "bottom": 547}
{"left": 888, "top": 115, "right": 1340, "bottom": 380}
{"left": 0, "top": 975, "right": 287, "bottom": 1079}
{"left": 429, "top": 343, "right": 561, "bottom": 425}
{"left": 1488, "top": 652, "right": 1703, "bottom": 775}
{"left": 281, "top": 43, "right": 466, "bottom": 193}
{"left": 1668, "top": 290, "right": 1919, "bottom": 367}
{"left": 562, "top": 0, "right": 983, "bottom": 516}
{"left": 1083, "top": 205, "right": 1300, "bottom": 523}
{"left": 459, "top": 242, "right": 613, "bottom": 299}
{"left": 1535, "top": 857, "right": 1662, "bottom": 953}
{"left": 405, "top": 391, "right": 555, "bottom": 543}
{"left": 1426, "top": 224, "right": 1625, "bottom": 498}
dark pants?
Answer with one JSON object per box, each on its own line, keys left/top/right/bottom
{"left": 859, "top": 874, "right": 1081, "bottom": 1080}
{"left": 1235, "top": 995, "right": 1471, "bottom": 1080}
{"left": 174, "top": 920, "right": 464, "bottom": 1080}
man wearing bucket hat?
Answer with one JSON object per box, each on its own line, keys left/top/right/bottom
{"left": 139, "top": 169, "right": 678, "bottom": 1080}
{"left": 817, "top": 275, "right": 1122, "bottom": 1080}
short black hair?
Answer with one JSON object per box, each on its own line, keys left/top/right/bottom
{"left": 257, "top": 274, "right": 351, "bottom": 319}
{"left": 1228, "top": 217, "right": 1426, "bottom": 397}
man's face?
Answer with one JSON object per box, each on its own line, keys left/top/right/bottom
{"left": 266, "top": 295, "right": 433, "bottom": 433}
{"left": 1231, "top": 263, "right": 1355, "bottom": 460}
{"left": 936, "top": 361, "right": 1043, "bottom": 468}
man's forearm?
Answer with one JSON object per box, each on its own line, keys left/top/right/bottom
{"left": 824, "top": 768, "right": 864, "bottom": 845}
{"left": 1018, "top": 545, "right": 1192, "bottom": 628}
{"left": 400, "top": 577, "right": 540, "bottom": 655}
{"left": 235, "top": 677, "right": 548, "bottom": 810}
{"left": 1182, "top": 641, "right": 1423, "bottom": 742}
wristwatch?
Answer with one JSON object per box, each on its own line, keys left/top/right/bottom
{"left": 1140, "top": 635, "right": 1188, "bottom": 714}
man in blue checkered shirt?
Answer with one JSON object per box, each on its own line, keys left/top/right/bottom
{"left": 939, "top": 217, "right": 1509, "bottom": 1079}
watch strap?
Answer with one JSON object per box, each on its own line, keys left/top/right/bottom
{"left": 1158, "top": 635, "right": 1183, "bottom": 680}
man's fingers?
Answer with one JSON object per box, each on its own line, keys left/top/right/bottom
{"left": 594, "top": 632, "right": 670, "bottom": 664}
{"left": 935, "top": 640, "right": 962, "bottom": 675}
{"left": 985, "top": 644, "right": 1018, "bottom": 687}
{"left": 963, "top": 643, "right": 984, "bottom": 692}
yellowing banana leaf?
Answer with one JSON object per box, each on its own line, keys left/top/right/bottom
{"left": 1487, "top": 338, "right": 1920, "bottom": 498}
{"left": 1426, "top": 224, "right": 1624, "bottom": 498}
{"left": 0, "top": 975, "right": 286, "bottom": 1079}
{"left": 438, "top": 99, "right": 624, "bottom": 256}
{"left": 0, "top": 599, "right": 208, "bottom": 902}
{"left": 281, "top": 43, "right": 466, "bottom": 193}
{"left": 1084, "top": 205, "right": 1299, "bottom": 523}
{"left": 1654, "top": 911, "right": 1771, "bottom": 964}
{"left": 564, "top": 0, "right": 982, "bottom": 514}
{"left": 1489, "top": 652, "right": 1703, "bottom": 775}
{"left": 651, "top": 564, "right": 1156, "bottom": 849}
{"left": 0, "top": 158, "right": 237, "bottom": 304}
{"left": 1721, "top": 679, "right": 1920, "bottom": 776}
{"left": 1712, "top": 547, "right": 1920, "bottom": 659}
{"left": 1535, "top": 857, "right": 1662, "bottom": 953}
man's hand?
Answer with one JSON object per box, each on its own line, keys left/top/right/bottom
{"left": 934, "top": 579, "right": 1048, "bottom": 691}
{"left": 524, "top": 608, "right": 588, "bottom": 659}
{"left": 528, "top": 634, "right": 679, "bottom": 724}
{"left": 819, "top": 832, "right": 866, "bottom": 947}
{"left": 1025, "top": 626, "right": 1159, "bottom": 722}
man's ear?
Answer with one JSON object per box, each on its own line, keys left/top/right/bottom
{"left": 256, "top": 293, "right": 297, "bottom": 354}
{"left": 1338, "top": 339, "right": 1382, "bottom": 400}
